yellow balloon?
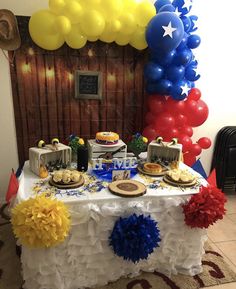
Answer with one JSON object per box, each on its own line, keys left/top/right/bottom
{"left": 49, "top": 0, "right": 66, "bottom": 15}
{"left": 100, "top": 0, "right": 123, "bottom": 19}
{"left": 129, "top": 27, "right": 148, "bottom": 50}
{"left": 79, "top": 0, "right": 101, "bottom": 10}
{"left": 119, "top": 13, "right": 136, "bottom": 35}
{"left": 124, "top": 0, "right": 138, "bottom": 10}
{"left": 63, "top": 1, "right": 83, "bottom": 24}
{"left": 65, "top": 25, "right": 87, "bottom": 49}
{"left": 110, "top": 20, "right": 121, "bottom": 32}
{"left": 87, "top": 35, "right": 98, "bottom": 42}
{"left": 99, "top": 22, "right": 117, "bottom": 43}
{"left": 55, "top": 16, "right": 71, "bottom": 35}
{"left": 80, "top": 10, "right": 105, "bottom": 37}
{"left": 29, "top": 10, "right": 64, "bottom": 50}
{"left": 135, "top": 0, "right": 156, "bottom": 27}
{"left": 115, "top": 33, "right": 130, "bottom": 46}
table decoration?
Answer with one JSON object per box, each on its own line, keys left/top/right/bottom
{"left": 109, "top": 180, "right": 146, "bottom": 197}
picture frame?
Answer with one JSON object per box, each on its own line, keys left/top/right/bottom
{"left": 75, "top": 70, "right": 102, "bottom": 100}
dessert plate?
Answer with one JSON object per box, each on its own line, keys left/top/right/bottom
{"left": 137, "top": 164, "right": 168, "bottom": 177}
{"left": 109, "top": 180, "right": 146, "bottom": 197}
{"left": 49, "top": 175, "right": 85, "bottom": 189}
{"left": 163, "top": 175, "right": 196, "bottom": 187}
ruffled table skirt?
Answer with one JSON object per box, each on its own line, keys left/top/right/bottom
{"left": 21, "top": 196, "right": 207, "bottom": 289}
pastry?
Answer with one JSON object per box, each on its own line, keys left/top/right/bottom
{"left": 96, "top": 132, "right": 119, "bottom": 145}
{"left": 143, "top": 163, "right": 162, "bottom": 174}
{"left": 52, "top": 170, "right": 81, "bottom": 184}
{"left": 167, "top": 169, "right": 195, "bottom": 183}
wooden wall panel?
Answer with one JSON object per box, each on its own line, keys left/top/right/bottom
{"left": 9, "top": 16, "right": 148, "bottom": 165}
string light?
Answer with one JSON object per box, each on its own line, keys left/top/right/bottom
{"left": 28, "top": 48, "right": 34, "bottom": 56}
{"left": 21, "top": 63, "right": 31, "bottom": 74}
{"left": 45, "top": 68, "right": 55, "bottom": 79}
{"left": 67, "top": 72, "right": 74, "bottom": 81}
{"left": 107, "top": 73, "right": 116, "bottom": 82}
{"left": 88, "top": 49, "right": 94, "bottom": 57}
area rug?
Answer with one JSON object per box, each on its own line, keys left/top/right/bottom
{"left": 1, "top": 203, "right": 236, "bottom": 289}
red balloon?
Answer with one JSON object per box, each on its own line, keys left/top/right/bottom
{"left": 162, "top": 127, "right": 179, "bottom": 142}
{"left": 197, "top": 137, "right": 211, "bottom": 149}
{"left": 145, "top": 112, "right": 156, "bottom": 125}
{"left": 188, "top": 88, "right": 201, "bottom": 101}
{"left": 154, "top": 112, "right": 175, "bottom": 131}
{"left": 142, "top": 126, "right": 158, "bottom": 141}
{"left": 178, "top": 134, "right": 193, "bottom": 152}
{"left": 180, "top": 125, "right": 193, "bottom": 137}
{"left": 175, "top": 114, "right": 187, "bottom": 126}
{"left": 166, "top": 97, "right": 185, "bottom": 114}
{"left": 148, "top": 95, "right": 165, "bottom": 114}
{"left": 189, "top": 143, "right": 202, "bottom": 156}
{"left": 184, "top": 99, "right": 209, "bottom": 127}
{"left": 183, "top": 152, "right": 196, "bottom": 166}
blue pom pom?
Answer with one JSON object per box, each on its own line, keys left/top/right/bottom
{"left": 109, "top": 214, "right": 161, "bottom": 263}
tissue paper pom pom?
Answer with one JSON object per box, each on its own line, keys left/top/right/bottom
{"left": 183, "top": 186, "right": 227, "bottom": 229}
{"left": 11, "top": 195, "right": 71, "bottom": 248}
{"left": 109, "top": 214, "right": 161, "bottom": 263}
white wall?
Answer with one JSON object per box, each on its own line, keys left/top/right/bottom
{"left": 0, "top": 0, "right": 235, "bottom": 201}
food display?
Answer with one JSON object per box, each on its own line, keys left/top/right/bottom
{"left": 95, "top": 132, "right": 119, "bottom": 145}
{"left": 50, "top": 169, "right": 84, "bottom": 189}
{"left": 143, "top": 163, "right": 162, "bottom": 174}
{"left": 163, "top": 169, "right": 196, "bottom": 187}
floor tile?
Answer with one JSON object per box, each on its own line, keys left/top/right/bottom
{"left": 227, "top": 214, "right": 236, "bottom": 223}
{"left": 207, "top": 216, "right": 236, "bottom": 242}
{"left": 216, "top": 241, "right": 236, "bottom": 267}
{"left": 225, "top": 196, "right": 236, "bottom": 214}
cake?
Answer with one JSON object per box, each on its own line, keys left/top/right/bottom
{"left": 143, "top": 163, "right": 162, "bottom": 174}
{"left": 166, "top": 169, "right": 195, "bottom": 183}
{"left": 96, "top": 132, "right": 119, "bottom": 145}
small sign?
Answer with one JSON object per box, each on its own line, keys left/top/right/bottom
{"left": 112, "top": 170, "right": 131, "bottom": 182}
{"left": 75, "top": 70, "right": 102, "bottom": 100}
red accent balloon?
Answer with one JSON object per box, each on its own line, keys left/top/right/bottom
{"left": 197, "top": 137, "right": 212, "bottom": 149}
{"left": 178, "top": 134, "right": 193, "bottom": 152}
{"left": 145, "top": 112, "right": 156, "bottom": 125}
{"left": 189, "top": 143, "right": 202, "bottom": 156}
{"left": 175, "top": 114, "right": 187, "bottom": 126}
{"left": 154, "top": 112, "right": 175, "bottom": 131}
{"left": 183, "top": 152, "right": 196, "bottom": 166}
{"left": 142, "top": 126, "right": 158, "bottom": 141}
{"left": 184, "top": 99, "right": 209, "bottom": 127}
{"left": 166, "top": 97, "right": 185, "bottom": 113}
{"left": 148, "top": 95, "right": 165, "bottom": 114}
{"left": 162, "top": 127, "right": 179, "bottom": 142}
{"left": 180, "top": 125, "right": 193, "bottom": 137}
{"left": 188, "top": 88, "right": 201, "bottom": 101}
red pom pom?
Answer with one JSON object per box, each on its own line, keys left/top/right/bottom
{"left": 182, "top": 186, "right": 227, "bottom": 229}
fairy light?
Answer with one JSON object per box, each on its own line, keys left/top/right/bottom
{"left": 28, "top": 48, "right": 34, "bottom": 56}
{"left": 107, "top": 73, "right": 116, "bottom": 82}
{"left": 88, "top": 48, "right": 94, "bottom": 57}
{"left": 67, "top": 72, "right": 74, "bottom": 81}
{"left": 45, "top": 67, "right": 55, "bottom": 79}
{"left": 21, "top": 63, "right": 31, "bottom": 74}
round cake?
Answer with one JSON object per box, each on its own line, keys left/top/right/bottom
{"left": 143, "top": 163, "right": 162, "bottom": 174}
{"left": 96, "top": 132, "right": 119, "bottom": 145}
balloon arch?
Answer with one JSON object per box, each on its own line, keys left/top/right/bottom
{"left": 29, "top": 0, "right": 211, "bottom": 166}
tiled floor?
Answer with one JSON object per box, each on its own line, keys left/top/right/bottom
{"left": 206, "top": 195, "right": 236, "bottom": 289}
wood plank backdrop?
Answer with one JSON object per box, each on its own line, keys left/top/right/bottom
{"left": 9, "top": 17, "right": 149, "bottom": 165}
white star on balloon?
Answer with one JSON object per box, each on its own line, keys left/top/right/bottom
{"left": 193, "top": 67, "right": 200, "bottom": 76}
{"left": 174, "top": 8, "right": 182, "bottom": 17}
{"left": 180, "top": 83, "right": 190, "bottom": 95}
{"left": 182, "top": 0, "right": 192, "bottom": 11}
{"left": 162, "top": 22, "right": 177, "bottom": 38}
{"left": 191, "top": 18, "right": 198, "bottom": 30}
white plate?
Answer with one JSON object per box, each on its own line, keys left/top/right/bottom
{"left": 91, "top": 139, "right": 122, "bottom": 147}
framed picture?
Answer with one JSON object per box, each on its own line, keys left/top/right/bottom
{"left": 75, "top": 70, "right": 102, "bottom": 100}
{"left": 112, "top": 170, "right": 131, "bottom": 182}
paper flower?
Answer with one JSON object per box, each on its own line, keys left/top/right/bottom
{"left": 11, "top": 194, "right": 71, "bottom": 248}
{"left": 68, "top": 135, "right": 85, "bottom": 154}
{"left": 182, "top": 185, "right": 227, "bottom": 229}
{"left": 109, "top": 214, "right": 161, "bottom": 263}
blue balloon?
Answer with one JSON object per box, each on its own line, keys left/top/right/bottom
{"left": 146, "top": 82, "right": 160, "bottom": 94}
{"left": 144, "top": 62, "right": 164, "bottom": 82}
{"left": 146, "top": 12, "right": 184, "bottom": 52}
{"left": 177, "top": 32, "right": 188, "bottom": 51}
{"left": 171, "top": 79, "right": 190, "bottom": 100}
{"left": 158, "top": 4, "right": 175, "bottom": 13}
{"left": 172, "top": 0, "right": 193, "bottom": 16}
{"left": 155, "top": 79, "right": 173, "bottom": 94}
{"left": 154, "top": 0, "right": 172, "bottom": 12}
{"left": 181, "top": 16, "right": 191, "bottom": 32}
{"left": 166, "top": 65, "right": 185, "bottom": 82}
{"left": 187, "top": 34, "right": 201, "bottom": 49}
{"left": 150, "top": 49, "right": 176, "bottom": 67}
{"left": 173, "top": 48, "right": 193, "bottom": 66}
{"left": 189, "top": 15, "right": 198, "bottom": 32}
{"left": 185, "top": 61, "right": 200, "bottom": 81}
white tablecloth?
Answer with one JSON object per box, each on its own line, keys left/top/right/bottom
{"left": 17, "top": 162, "right": 208, "bottom": 289}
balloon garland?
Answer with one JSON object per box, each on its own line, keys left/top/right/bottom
{"left": 11, "top": 194, "right": 71, "bottom": 248}
{"left": 109, "top": 214, "right": 161, "bottom": 263}
{"left": 182, "top": 186, "right": 227, "bottom": 229}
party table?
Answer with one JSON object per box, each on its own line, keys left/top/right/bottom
{"left": 17, "top": 161, "right": 208, "bottom": 289}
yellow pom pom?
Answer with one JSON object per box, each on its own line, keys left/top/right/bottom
{"left": 142, "top": 137, "right": 148, "bottom": 143}
{"left": 11, "top": 195, "right": 71, "bottom": 248}
{"left": 78, "top": 138, "right": 85, "bottom": 145}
